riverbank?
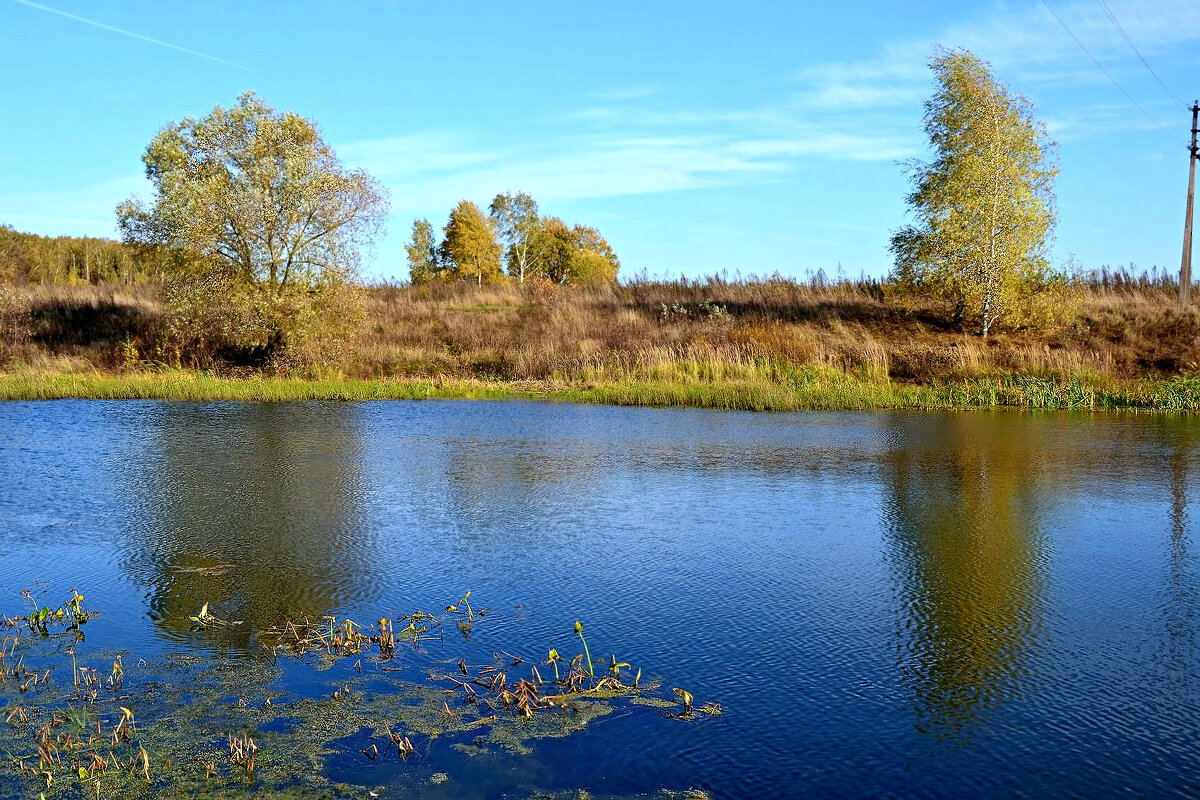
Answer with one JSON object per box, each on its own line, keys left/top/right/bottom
{"left": 2, "top": 368, "right": 1197, "bottom": 410}
{"left": 3, "top": 276, "right": 1199, "bottom": 411}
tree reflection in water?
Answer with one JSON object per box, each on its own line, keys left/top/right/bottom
{"left": 1159, "top": 418, "right": 1198, "bottom": 675}
{"left": 883, "top": 414, "right": 1047, "bottom": 739}
{"left": 120, "top": 403, "right": 372, "bottom": 650}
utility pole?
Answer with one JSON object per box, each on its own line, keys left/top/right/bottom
{"left": 1181, "top": 101, "right": 1199, "bottom": 308}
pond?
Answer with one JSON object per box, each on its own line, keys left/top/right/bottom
{"left": 1, "top": 400, "right": 1198, "bottom": 798}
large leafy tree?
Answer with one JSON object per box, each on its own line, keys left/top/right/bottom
{"left": 118, "top": 92, "right": 387, "bottom": 294}
{"left": 116, "top": 92, "right": 387, "bottom": 367}
{"left": 891, "top": 49, "right": 1058, "bottom": 336}
{"left": 532, "top": 217, "right": 620, "bottom": 286}
{"left": 531, "top": 217, "right": 576, "bottom": 284}
{"left": 488, "top": 191, "right": 541, "bottom": 283}
{"left": 440, "top": 200, "right": 504, "bottom": 284}
{"left": 567, "top": 223, "right": 620, "bottom": 286}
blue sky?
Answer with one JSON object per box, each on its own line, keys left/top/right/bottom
{"left": 1, "top": 1, "right": 1197, "bottom": 282}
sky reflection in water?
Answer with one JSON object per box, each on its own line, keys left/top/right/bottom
{"left": 0, "top": 401, "right": 1198, "bottom": 797}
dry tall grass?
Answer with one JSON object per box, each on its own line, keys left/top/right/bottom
{"left": 348, "top": 278, "right": 1199, "bottom": 385}
{"left": 2, "top": 277, "right": 1198, "bottom": 386}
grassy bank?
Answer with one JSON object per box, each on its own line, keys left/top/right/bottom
{"left": 2, "top": 368, "right": 1198, "bottom": 411}
{"left": 2, "top": 275, "right": 1199, "bottom": 411}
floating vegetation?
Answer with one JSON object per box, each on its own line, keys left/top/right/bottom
{"left": 186, "top": 602, "right": 243, "bottom": 631}
{"left": 662, "top": 689, "right": 724, "bottom": 721}
{"left": 261, "top": 606, "right": 446, "bottom": 664}
{"left": 446, "top": 590, "right": 479, "bottom": 637}
{"left": 3, "top": 589, "right": 95, "bottom": 637}
{"left": 0, "top": 591, "right": 718, "bottom": 798}
{"left": 433, "top": 638, "right": 651, "bottom": 726}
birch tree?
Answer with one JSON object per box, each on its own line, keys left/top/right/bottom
{"left": 891, "top": 49, "right": 1058, "bottom": 336}
{"left": 489, "top": 192, "right": 540, "bottom": 283}
{"left": 405, "top": 219, "right": 441, "bottom": 284}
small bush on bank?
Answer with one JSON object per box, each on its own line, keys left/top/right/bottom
{"left": 164, "top": 277, "right": 365, "bottom": 376}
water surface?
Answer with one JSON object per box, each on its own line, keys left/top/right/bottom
{"left": 1, "top": 401, "right": 1198, "bottom": 797}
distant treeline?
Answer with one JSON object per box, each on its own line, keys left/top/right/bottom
{"left": 0, "top": 222, "right": 1184, "bottom": 295}
{"left": 0, "top": 225, "right": 165, "bottom": 286}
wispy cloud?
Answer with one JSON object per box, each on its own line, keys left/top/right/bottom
{"left": 792, "top": 0, "right": 1199, "bottom": 126}
{"left": 13, "top": 0, "right": 249, "bottom": 70}
{"left": 343, "top": 134, "right": 777, "bottom": 212}
{"left": 0, "top": 176, "right": 146, "bottom": 237}
{"left": 587, "top": 211, "right": 658, "bottom": 227}
{"left": 341, "top": 78, "right": 922, "bottom": 211}
{"left": 341, "top": 125, "right": 915, "bottom": 214}
{"left": 506, "top": 0, "right": 1196, "bottom": 212}
{"left": 337, "top": 133, "right": 503, "bottom": 177}
{"left": 587, "top": 85, "right": 662, "bottom": 101}
{"left": 20, "top": 0, "right": 1191, "bottom": 259}
{"left": 1043, "top": 102, "right": 1167, "bottom": 140}
{"left": 794, "top": 41, "right": 929, "bottom": 110}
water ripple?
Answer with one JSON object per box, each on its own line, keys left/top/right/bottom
{"left": 0, "top": 401, "right": 1199, "bottom": 797}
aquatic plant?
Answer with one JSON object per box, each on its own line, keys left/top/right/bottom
{"left": 263, "top": 608, "right": 440, "bottom": 663}
{"left": 377, "top": 616, "right": 395, "bottom": 660}
{"left": 660, "top": 688, "right": 723, "bottom": 721}
{"left": 608, "top": 654, "right": 631, "bottom": 682}
{"left": 188, "top": 602, "right": 243, "bottom": 630}
{"left": 446, "top": 590, "right": 475, "bottom": 623}
{"left": 11, "top": 589, "right": 95, "bottom": 637}
{"left": 575, "top": 620, "right": 594, "bottom": 679}
{"left": 227, "top": 733, "right": 257, "bottom": 774}
{"left": 114, "top": 706, "right": 136, "bottom": 743}
{"left": 447, "top": 590, "right": 484, "bottom": 639}
{"left": 0, "top": 590, "right": 720, "bottom": 797}
{"left": 109, "top": 654, "right": 124, "bottom": 692}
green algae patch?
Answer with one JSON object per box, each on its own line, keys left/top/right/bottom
{"left": 0, "top": 593, "right": 709, "bottom": 798}
{"left": 630, "top": 696, "right": 677, "bottom": 710}
{"left": 481, "top": 699, "right": 615, "bottom": 756}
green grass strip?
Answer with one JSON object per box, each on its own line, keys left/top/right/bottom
{"left": 0, "top": 370, "right": 1197, "bottom": 411}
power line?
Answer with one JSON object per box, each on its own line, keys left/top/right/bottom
{"left": 1094, "top": 0, "right": 1188, "bottom": 110}
{"left": 1038, "top": 0, "right": 1171, "bottom": 133}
